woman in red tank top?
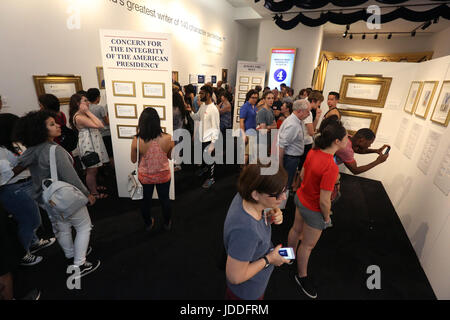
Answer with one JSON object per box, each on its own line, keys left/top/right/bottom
{"left": 131, "top": 108, "right": 174, "bottom": 231}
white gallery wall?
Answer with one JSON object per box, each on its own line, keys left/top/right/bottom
{"left": 257, "top": 20, "right": 323, "bottom": 92}
{"left": 322, "top": 58, "right": 450, "bottom": 299}
{"left": 0, "top": 0, "right": 250, "bottom": 117}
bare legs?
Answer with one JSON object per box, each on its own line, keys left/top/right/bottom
{"left": 0, "top": 273, "right": 13, "bottom": 300}
{"left": 85, "top": 167, "right": 98, "bottom": 195}
{"left": 288, "top": 207, "right": 323, "bottom": 277}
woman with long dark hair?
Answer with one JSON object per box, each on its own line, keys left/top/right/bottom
{"left": 0, "top": 114, "right": 55, "bottom": 266}
{"left": 131, "top": 107, "right": 175, "bottom": 231}
{"left": 69, "top": 93, "right": 109, "bottom": 199}
{"left": 287, "top": 117, "right": 348, "bottom": 299}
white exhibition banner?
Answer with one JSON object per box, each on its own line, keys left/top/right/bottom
{"left": 233, "top": 61, "right": 266, "bottom": 136}
{"left": 99, "top": 29, "right": 174, "bottom": 199}
{"left": 267, "top": 48, "right": 296, "bottom": 90}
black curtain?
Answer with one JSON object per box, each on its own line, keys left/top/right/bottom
{"left": 272, "top": 4, "right": 450, "bottom": 29}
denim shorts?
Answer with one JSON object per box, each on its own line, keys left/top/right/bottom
{"left": 294, "top": 193, "right": 326, "bottom": 230}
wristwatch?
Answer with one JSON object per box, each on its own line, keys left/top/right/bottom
{"left": 263, "top": 256, "right": 270, "bottom": 268}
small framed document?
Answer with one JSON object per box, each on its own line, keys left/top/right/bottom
{"left": 112, "top": 81, "right": 136, "bottom": 97}
{"left": 115, "top": 104, "right": 137, "bottom": 119}
{"left": 339, "top": 109, "right": 382, "bottom": 136}
{"left": 404, "top": 81, "right": 423, "bottom": 114}
{"left": 236, "top": 115, "right": 240, "bottom": 123}
{"left": 252, "top": 77, "right": 262, "bottom": 84}
{"left": 239, "top": 76, "right": 249, "bottom": 84}
{"left": 238, "top": 100, "right": 245, "bottom": 107}
{"left": 142, "top": 82, "right": 165, "bottom": 98}
{"left": 431, "top": 81, "right": 450, "bottom": 127}
{"left": 339, "top": 75, "right": 392, "bottom": 108}
{"left": 117, "top": 125, "right": 137, "bottom": 139}
{"left": 239, "top": 85, "right": 249, "bottom": 92}
{"left": 144, "top": 105, "right": 166, "bottom": 120}
{"left": 415, "top": 81, "right": 438, "bottom": 119}
{"left": 238, "top": 93, "right": 246, "bottom": 99}
{"left": 33, "top": 75, "right": 83, "bottom": 104}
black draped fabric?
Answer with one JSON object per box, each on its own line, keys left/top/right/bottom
{"left": 274, "top": 4, "right": 450, "bottom": 29}
{"left": 263, "top": 0, "right": 448, "bottom": 12}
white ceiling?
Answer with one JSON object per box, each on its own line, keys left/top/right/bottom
{"left": 227, "top": 0, "right": 450, "bottom": 34}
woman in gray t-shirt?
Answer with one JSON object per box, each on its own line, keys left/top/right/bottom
{"left": 223, "top": 164, "right": 290, "bottom": 300}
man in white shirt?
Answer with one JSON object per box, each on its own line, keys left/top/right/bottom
{"left": 187, "top": 85, "right": 220, "bottom": 189}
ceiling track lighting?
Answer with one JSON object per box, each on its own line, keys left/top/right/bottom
{"left": 362, "top": 34, "right": 366, "bottom": 39}
{"left": 433, "top": 17, "right": 439, "bottom": 24}
{"left": 349, "top": 34, "right": 353, "bottom": 39}
{"left": 411, "top": 30, "right": 416, "bottom": 37}
{"left": 387, "top": 33, "right": 392, "bottom": 39}
{"left": 346, "top": 24, "right": 350, "bottom": 30}
{"left": 374, "top": 33, "right": 378, "bottom": 39}
{"left": 421, "top": 21, "right": 432, "bottom": 30}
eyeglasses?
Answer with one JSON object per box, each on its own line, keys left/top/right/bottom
{"left": 267, "top": 187, "right": 287, "bottom": 200}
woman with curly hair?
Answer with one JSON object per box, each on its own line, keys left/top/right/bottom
{"left": 13, "top": 110, "right": 100, "bottom": 278}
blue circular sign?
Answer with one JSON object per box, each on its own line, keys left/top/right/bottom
{"left": 274, "top": 69, "right": 287, "bottom": 82}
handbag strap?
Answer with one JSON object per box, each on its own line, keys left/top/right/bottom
{"left": 136, "top": 137, "right": 139, "bottom": 174}
{"left": 87, "top": 128, "right": 96, "bottom": 152}
{"left": 49, "top": 145, "right": 59, "bottom": 181}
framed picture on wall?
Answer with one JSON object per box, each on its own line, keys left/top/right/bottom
{"left": 238, "top": 100, "right": 245, "bottom": 107}
{"left": 239, "top": 85, "right": 249, "bottom": 92}
{"left": 414, "top": 81, "right": 438, "bottom": 119}
{"left": 339, "top": 109, "right": 382, "bottom": 136}
{"left": 112, "top": 81, "right": 136, "bottom": 97}
{"left": 236, "top": 115, "right": 240, "bottom": 123}
{"left": 33, "top": 75, "right": 83, "bottom": 104}
{"left": 144, "top": 105, "right": 166, "bottom": 120}
{"left": 430, "top": 80, "right": 450, "bottom": 127}
{"left": 96, "top": 67, "right": 105, "bottom": 89}
{"left": 239, "top": 76, "right": 249, "bottom": 84}
{"left": 339, "top": 75, "right": 392, "bottom": 108}
{"left": 222, "top": 69, "right": 228, "bottom": 83}
{"left": 117, "top": 125, "right": 137, "bottom": 139}
{"left": 142, "top": 82, "right": 165, "bottom": 98}
{"left": 404, "top": 81, "right": 423, "bottom": 114}
{"left": 114, "top": 103, "right": 137, "bottom": 119}
{"left": 252, "top": 77, "right": 262, "bottom": 85}
{"left": 238, "top": 93, "right": 246, "bottom": 100}
{"left": 161, "top": 126, "right": 167, "bottom": 133}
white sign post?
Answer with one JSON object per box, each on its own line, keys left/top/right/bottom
{"left": 99, "top": 29, "right": 174, "bottom": 199}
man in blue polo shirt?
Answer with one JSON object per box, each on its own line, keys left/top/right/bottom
{"left": 239, "top": 89, "right": 259, "bottom": 165}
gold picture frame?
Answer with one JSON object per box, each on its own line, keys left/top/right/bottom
{"left": 33, "top": 75, "right": 83, "bottom": 104}
{"left": 339, "top": 75, "right": 392, "bottom": 108}
{"left": 114, "top": 103, "right": 137, "bottom": 119}
{"left": 339, "top": 109, "right": 382, "bottom": 136}
{"left": 142, "top": 82, "right": 165, "bottom": 98}
{"left": 172, "top": 71, "right": 179, "bottom": 83}
{"left": 116, "top": 125, "right": 137, "bottom": 139}
{"left": 404, "top": 81, "right": 423, "bottom": 114}
{"left": 430, "top": 80, "right": 450, "bottom": 127}
{"left": 144, "top": 105, "right": 166, "bottom": 120}
{"left": 414, "top": 81, "right": 438, "bottom": 119}
{"left": 112, "top": 81, "right": 136, "bottom": 97}
{"left": 161, "top": 126, "right": 167, "bottom": 133}
{"left": 96, "top": 67, "right": 105, "bottom": 89}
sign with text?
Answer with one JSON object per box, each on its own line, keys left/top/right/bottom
{"left": 268, "top": 48, "right": 296, "bottom": 90}
{"left": 100, "top": 29, "right": 174, "bottom": 199}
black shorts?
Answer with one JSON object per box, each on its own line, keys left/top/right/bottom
{"left": 102, "top": 135, "right": 114, "bottom": 158}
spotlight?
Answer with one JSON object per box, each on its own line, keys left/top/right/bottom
{"left": 421, "top": 21, "right": 432, "bottom": 30}
{"left": 362, "top": 34, "right": 366, "bottom": 39}
{"left": 346, "top": 24, "right": 350, "bottom": 30}
{"left": 343, "top": 30, "right": 348, "bottom": 38}
{"left": 411, "top": 30, "right": 416, "bottom": 37}
{"left": 433, "top": 17, "right": 439, "bottom": 24}
{"left": 349, "top": 34, "right": 353, "bottom": 39}
{"left": 374, "top": 33, "right": 378, "bottom": 39}
{"left": 388, "top": 33, "right": 392, "bottom": 39}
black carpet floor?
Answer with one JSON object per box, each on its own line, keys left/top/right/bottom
{"left": 13, "top": 165, "right": 436, "bottom": 300}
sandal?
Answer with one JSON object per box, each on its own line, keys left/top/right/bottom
{"left": 92, "top": 193, "right": 108, "bottom": 199}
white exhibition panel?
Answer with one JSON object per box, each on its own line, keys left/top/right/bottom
{"left": 322, "top": 58, "right": 450, "bottom": 299}
{"left": 232, "top": 61, "right": 266, "bottom": 134}
{"left": 100, "top": 29, "right": 174, "bottom": 199}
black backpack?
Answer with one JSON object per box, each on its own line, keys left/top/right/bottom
{"left": 59, "top": 125, "right": 78, "bottom": 152}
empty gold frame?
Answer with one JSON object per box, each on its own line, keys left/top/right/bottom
{"left": 339, "top": 109, "right": 382, "bottom": 136}
{"left": 33, "top": 75, "right": 83, "bottom": 104}
{"left": 339, "top": 75, "right": 392, "bottom": 108}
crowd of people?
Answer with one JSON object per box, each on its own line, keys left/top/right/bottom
{"left": 0, "top": 79, "right": 390, "bottom": 300}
